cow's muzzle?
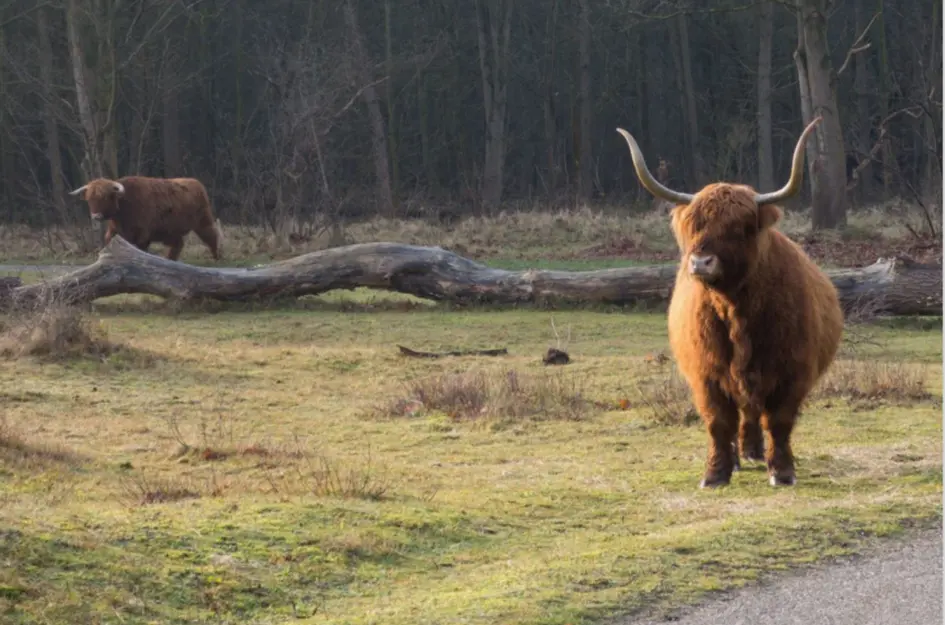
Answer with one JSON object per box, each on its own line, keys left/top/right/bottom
{"left": 688, "top": 254, "right": 720, "bottom": 280}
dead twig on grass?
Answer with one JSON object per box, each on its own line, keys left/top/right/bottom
{"left": 397, "top": 345, "right": 508, "bottom": 358}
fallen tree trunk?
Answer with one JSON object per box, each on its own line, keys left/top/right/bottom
{"left": 1, "top": 236, "right": 940, "bottom": 316}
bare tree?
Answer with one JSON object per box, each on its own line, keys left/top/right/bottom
{"left": 756, "top": 1, "right": 775, "bottom": 192}
{"left": 343, "top": 0, "right": 395, "bottom": 218}
{"left": 37, "top": 4, "right": 65, "bottom": 214}
{"left": 474, "top": 0, "right": 513, "bottom": 208}
{"left": 576, "top": 0, "right": 594, "bottom": 201}
{"left": 794, "top": 0, "right": 848, "bottom": 229}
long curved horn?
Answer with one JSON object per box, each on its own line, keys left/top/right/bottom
{"left": 68, "top": 185, "right": 88, "bottom": 196}
{"left": 112, "top": 182, "right": 125, "bottom": 195}
{"left": 754, "top": 116, "right": 822, "bottom": 205}
{"left": 616, "top": 128, "right": 695, "bottom": 205}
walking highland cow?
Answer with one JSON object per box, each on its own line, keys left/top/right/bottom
{"left": 69, "top": 176, "right": 223, "bottom": 261}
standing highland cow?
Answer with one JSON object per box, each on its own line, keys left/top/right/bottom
{"left": 69, "top": 176, "right": 223, "bottom": 261}
{"left": 616, "top": 117, "right": 843, "bottom": 489}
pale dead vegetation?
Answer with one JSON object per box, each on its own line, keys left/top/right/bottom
{"left": 117, "top": 471, "right": 205, "bottom": 506}
{"left": 0, "top": 298, "right": 116, "bottom": 361}
{"left": 0, "top": 201, "right": 926, "bottom": 264}
{"left": 382, "top": 367, "right": 594, "bottom": 422}
{"left": 260, "top": 444, "right": 397, "bottom": 501}
{"left": 632, "top": 362, "right": 700, "bottom": 427}
{"left": 813, "top": 359, "right": 934, "bottom": 403}
{"left": 0, "top": 417, "right": 85, "bottom": 470}
{"left": 156, "top": 402, "right": 396, "bottom": 501}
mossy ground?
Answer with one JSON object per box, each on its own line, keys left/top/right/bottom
{"left": 0, "top": 283, "right": 941, "bottom": 624}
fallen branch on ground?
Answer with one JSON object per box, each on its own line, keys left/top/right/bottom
{"left": 397, "top": 345, "right": 508, "bottom": 358}
{"left": 0, "top": 236, "right": 940, "bottom": 316}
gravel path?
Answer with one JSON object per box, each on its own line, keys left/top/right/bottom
{"left": 625, "top": 530, "right": 943, "bottom": 625}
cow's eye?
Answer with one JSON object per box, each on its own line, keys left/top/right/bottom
{"left": 744, "top": 223, "right": 757, "bottom": 237}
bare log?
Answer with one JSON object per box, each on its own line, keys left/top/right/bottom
{"left": 397, "top": 345, "right": 508, "bottom": 358}
{"left": 1, "top": 236, "right": 940, "bottom": 316}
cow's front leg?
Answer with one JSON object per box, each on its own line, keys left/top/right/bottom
{"left": 165, "top": 237, "right": 184, "bottom": 261}
{"left": 103, "top": 221, "right": 118, "bottom": 246}
{"left": 692, "top": 379, "right": 740, "bottom": 489}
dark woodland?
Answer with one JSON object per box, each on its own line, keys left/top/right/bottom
{"left": 0, "top": 0, "right": 940, "bottom": 232}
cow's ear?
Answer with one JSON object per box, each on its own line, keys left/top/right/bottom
{"left": 758, "top": 204, "right": 782, "bottom": 230}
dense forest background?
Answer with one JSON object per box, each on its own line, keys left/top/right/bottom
{"left": 0, "top": 0, "right": 940, "bottom": 234}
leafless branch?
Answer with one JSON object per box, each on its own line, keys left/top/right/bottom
{"left": 846, "top": 106, "right": 925, "bottom": 193}
{"left": 836, "top": 12, "right": 879, "bottom": 76}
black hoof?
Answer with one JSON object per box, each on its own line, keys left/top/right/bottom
{"left": 699, "top": 476, "right": 731, "bottom": 489}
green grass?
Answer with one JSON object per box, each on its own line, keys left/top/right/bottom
{"left": 0, "top": 289, "right": 941, "bottom": 625}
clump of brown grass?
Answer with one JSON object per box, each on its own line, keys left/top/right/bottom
{"left": 634, "top": 363, "right": 700, "bottom": 427}
{"left": 814, "top": 359, "right": 934, "bottom": 404}
{"left": 0, "top": 288, "right": 116, "bottom": 361}
{"left": 0, "top": 417, "right": 84, "bottom": 469}
{"left": 383, "top": 368, "right": 594, "bottom": 422}
{"left": 261, "top": 443, "right": 396, "bottom": 501}
{"left": 117, "top": 472, "right": 203, "bottom": 506}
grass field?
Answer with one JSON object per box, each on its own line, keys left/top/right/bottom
{"left": 0, "top": 280, "right": 941, "bottom": 624}
{"left": 0, "top": 205, "right": 942, "bottom": 624}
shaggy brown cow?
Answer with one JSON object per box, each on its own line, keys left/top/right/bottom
{"left": 616, "top": 117, "right": 843, "bottom": 489}
{"left": 69, "top": 176, "right": 223, "bottom": 261}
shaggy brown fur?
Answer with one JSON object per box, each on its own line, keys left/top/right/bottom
{"left": 666, "top": 184, "right": 843, "bottom": 488}
{"left": 70, "top": 176, "right": 222, "bottom": 261}
{"left": 616, "top": 117, "right": 842, "bottom": 489}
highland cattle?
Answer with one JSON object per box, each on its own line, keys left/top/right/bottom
{"left": 616, "top": 117, "right": 843, "bottom": 488}
{"left": 69, "top": 176, "right": 223, "bottom": 261}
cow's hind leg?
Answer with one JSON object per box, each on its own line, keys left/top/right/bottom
{"left": 738, "top": 405, "right": 765, "bottom": 463}
{"left": 165, "top": 237, "right": 184, "bottom": 261}
{"left": 692, "top": 380, "right": 740, "bottom": 489}
{"left": 194, "top": 222, "right": 222, "bottom": 260}
{"left": 762, "top": 393, "right": 805, "bottom": 487}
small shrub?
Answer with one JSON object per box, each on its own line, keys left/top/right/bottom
{"left": 814, "top": 360, "right": 934, "bottom": 404}
{"left": 384, "top": 368, "right": 594, "bottom": 422}
{"left": 0, "top": 290, "right": 116, "bottom": 361}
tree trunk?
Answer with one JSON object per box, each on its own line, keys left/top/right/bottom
{"left": 5, "top": 236, "right": 940, "bottom": 317}
{"left": 576, "top": 0, "right": 594, "bottom": 201}
{"left": 474, "top": 0, "right": 513, "bottom": 208}
{"left": 851, "top": 0, "right": 874, "bottom": 203}
{"left": 0, "top": 28, "right": 12, "bottom": 213}
{"left": 384, "top": 0, "right": 399, "bottom": 201}
{"left": 756, "top": 1, "right": 775, "bottom": 193}
{"left": 162, "top": 64, "right": 181, "bottom": 177}
{"left": 542, "top": 0, "right": 559, "bottom": 194}
{"left": 343, "top": 0, "right": 395, "bottom": 217}
{"left": 37, "top": 6, "right": 66, "bottom": 216}
{"left": 676, "top": 14, "right": 703, "bottom": 186}
{"left": 797, "top": 0, "right": 848, "bottom": 229}
{"left": 65, "top": 0, "right": 99, "bottom": 179}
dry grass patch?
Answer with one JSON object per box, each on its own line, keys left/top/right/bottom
{"left": 814, "top": 359, "right": 935, "bottom": 404}
{"left": 633, "top": 361, "right": 700, "bottom": 427}
{"left": 117, "top": 471, "right": 204, "bottom": 506}
{"left": 0, "top": 301, "right": 115, "bottom": 360}
{"left": 0, "top": 418, "right": 84, "bottom": 470}
{"left": 383, "top": 367, "right": 595, "bottom": 423}
{"left": 0, "top": 287, "right": 161, "bottom": 365}
{"left": 269, "top": 448, "right": 397, "bottom": 501}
